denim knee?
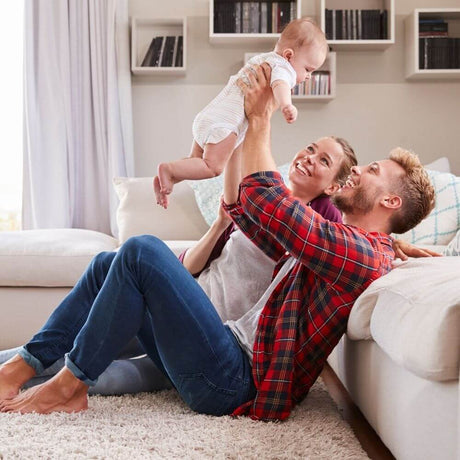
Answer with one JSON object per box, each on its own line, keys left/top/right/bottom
{"left": 89, "top": 251, "right": 116, "bottom": 277}
{"left": 119, "top": 235, "right": 166, "bottom": 261}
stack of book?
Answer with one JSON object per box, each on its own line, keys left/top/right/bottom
{"left": 292, "top": 71, "right": 331, "bottom": 96}
{"left": 418, "top": 19, "right": 460, "bottom": 69}
{"left": 325, "top": 9, "right": 388, "bottom": 40}
{"left": 214, "top": 1, "right": 297, "bottom": 34}
{"left": 141, "top": 35, "right": 184, "bottom": 67}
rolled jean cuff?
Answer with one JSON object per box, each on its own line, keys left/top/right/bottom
{"left": 65, "top": 353, "right": 98, "bottom": 387}
{"left": 18, "top": 346, "right": 45, "bottom": 375}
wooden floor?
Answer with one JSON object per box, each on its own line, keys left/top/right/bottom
{"left": 321, "top": 363, "right": 395, "bottom": 460}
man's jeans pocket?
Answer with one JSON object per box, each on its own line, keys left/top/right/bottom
{"left": 177, "top": 372, "right": 239, "bottom": 416}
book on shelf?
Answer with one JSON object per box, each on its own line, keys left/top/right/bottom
{"left": 325, "top": 9, "right": 388, "bottom": 40}
{"left": 140, "top": 35, "right": 184, "bottom": 68}
{"left": 213, "top": 1, "right": 297, "bottom": 34}
{"left": 418, "top": 20, "right": 459, "bottom": 70}
{"left": 419, "top": 37, "right": 460, "bottom": 70}
{"left": 292, "top": 71, "right": 331, "bottom": 96}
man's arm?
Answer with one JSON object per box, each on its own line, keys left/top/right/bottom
{"left": 236, "top": 63, "right": 278, "bottom": 179}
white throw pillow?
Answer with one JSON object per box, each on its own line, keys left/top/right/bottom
{"left": 348, "top": 257, "right": 460, "bottom": 381}
{"left": 113, "top": 177, "right": 209, "bottom": 243}
{"left": 424, "top": 156, "right": 451, "bottom": 173}
{"left": 188, "top": 164, "right": 291, "bottom": 226}
{"left": 396, "top": 170, "right": 460, "bottom": 246}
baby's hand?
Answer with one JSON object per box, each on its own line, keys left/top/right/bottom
{"left": 282, "top": 104, "right": 297, "bottom": 124}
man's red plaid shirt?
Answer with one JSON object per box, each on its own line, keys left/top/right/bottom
{"left": 223, "top": 171, "right": 395, "bottom": 421}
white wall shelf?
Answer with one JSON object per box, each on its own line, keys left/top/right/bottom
{"left": 131, "top": 17, "right": 187, "bottom": 76}
{"left": 320, "top": 0, "right": 395, "bottom": 50}
{"left": 405, "top": 8, "right": 460, "bottom": 80}
{"left": 209, "top": 1, "right": 301, "bottom": 44}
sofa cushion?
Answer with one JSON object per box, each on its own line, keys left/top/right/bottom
{"left": 188, "top": 164, "right": 291, "bottom": 226}
{"left": 0, "top": 229, "right": 118, "bottom": 287}
{"left": 348, "top": 257, "right": 460, "bottom": 381}
{"left": 113, "top": 177, "right": 208, "bottom": 243}
{"left": 397, "top": 170, "right": 460, "bottom": 246}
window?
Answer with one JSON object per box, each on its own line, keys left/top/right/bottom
{"left": 0, "top": 2, "right": 24, "bottom": 231}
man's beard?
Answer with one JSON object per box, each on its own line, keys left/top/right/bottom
{"left": 332, "top": 186, "right": 378, "bottom": 215}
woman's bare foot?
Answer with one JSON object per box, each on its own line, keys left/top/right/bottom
{"left": 0, "top": 367, "right": 88, "bottom": 414}
{"left": 153, "top": 175, "right": 169, "bottom": 209}
{"left": 0, "top": 354, "right": 36, "bottom": 400}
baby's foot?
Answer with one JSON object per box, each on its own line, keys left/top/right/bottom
{"left": 157, "top": 163, "right": 174, "bottom": 195}
{"left": 153, "top": 176, "right": 169, "bottom": 209}
{"left": 282, "top": 104, "right": 298, "bottom": 124}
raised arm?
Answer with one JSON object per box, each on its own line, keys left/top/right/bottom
{"left": 183, "top": 139, "right": 244, "bottom": 275}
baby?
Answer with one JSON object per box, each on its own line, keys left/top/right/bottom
{"left": 154, "top": 17, "right": 328, "bottom": 208}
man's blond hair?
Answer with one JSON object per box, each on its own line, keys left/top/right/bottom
{"left": 388, "top": 147, "right": 435, "bottom": 234}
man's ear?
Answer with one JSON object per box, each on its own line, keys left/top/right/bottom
{"left": 323, "top": 182, "right": 341, "bottom": 196}
{"left": 282, "top": 48, "right": 294, "bottom": 61}
{"left": 381, "top": 194, "right": 402, "bottom": 210}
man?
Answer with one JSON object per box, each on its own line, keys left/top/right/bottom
{"left": 0, "top": 64, "right": 435, "bottom": 421}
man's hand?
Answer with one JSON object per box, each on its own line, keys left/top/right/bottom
{"left": 237, "top": 63, "right": 279, "bottom": 121}
{"left": 392, "top": 239, "right": 442, "bottom": 261}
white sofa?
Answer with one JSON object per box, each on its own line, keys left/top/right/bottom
{"left": 0, "top": 172, "right": 458, "bottom": 460}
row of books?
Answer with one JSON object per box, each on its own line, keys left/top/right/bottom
{"left": 419, "top": 19, "right": 448, "bottom": 37}
{"left": 325, "top": 9, "right": 388, "bottom": 40}
{"left": 419, "top": 38, "right": 460, "bottom": 70}
{"left": 292, "top": 72, "right": 331, "bottom": 96}
{"left": 141, "top": 36, "right": 183, "bottom": 67}
{"left": 214, "top": 2, "right": 297, "bottom": 34}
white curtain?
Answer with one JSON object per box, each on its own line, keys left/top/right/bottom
{"left": 22, "top": 0, "right": 134, "bottom": 236}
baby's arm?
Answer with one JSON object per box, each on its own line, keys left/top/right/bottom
{"left": 271, "top": 79, "right": 297, "bottom": 124}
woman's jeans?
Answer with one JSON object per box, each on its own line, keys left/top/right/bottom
{"left": 18, "top": 235, "right": 255, "bottom": 415}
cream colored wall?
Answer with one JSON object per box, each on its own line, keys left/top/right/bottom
{"left": 129, "top": 0, "right": 460, "bottom": 175}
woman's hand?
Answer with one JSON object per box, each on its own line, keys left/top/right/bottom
{"left": 215, "top": 195, "right": 232, "bottom": 229}
{"left": 392, "top": 239, "right": 442, "bottom": 261}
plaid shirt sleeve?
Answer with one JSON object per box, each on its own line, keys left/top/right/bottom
{"left": 235, "top": 171, "right": 391, "bottom": 289}
{"left": 223, "top": 188, "right": 287, "bottom": 263}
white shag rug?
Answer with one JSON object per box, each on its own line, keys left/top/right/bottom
{"left": 0, "top": 378, "right": 369, "bottom": 459}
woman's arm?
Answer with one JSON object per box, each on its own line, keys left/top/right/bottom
{"left": 182, "top": 201, "right": 233, "bottom": 276}
{"left": 183, "top": 142, "right": 244, "bottom": 275}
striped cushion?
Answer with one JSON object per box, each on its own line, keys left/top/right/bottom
{"left": 397, "top": 170, "right": 460, "bottom": 246}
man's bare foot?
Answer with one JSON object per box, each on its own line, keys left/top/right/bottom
{"left": 0, "top": 367, "right": 88, "bottom": 414}
{"left": 0, "top": 354, "right": 36, "bottom": 400}
{"left": 153, "top": 175, "right": 169, "bottom": 209}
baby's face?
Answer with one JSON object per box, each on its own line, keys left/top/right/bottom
{"left": 287, "top": 44, "right": 327, "bottom": 84}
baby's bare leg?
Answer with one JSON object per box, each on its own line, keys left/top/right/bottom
{"left": 155, "top": 135, "right": 237, "bottom": 208}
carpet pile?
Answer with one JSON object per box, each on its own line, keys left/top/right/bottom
{"left": 0, "top": 378, "right": 369, "bottom": 459}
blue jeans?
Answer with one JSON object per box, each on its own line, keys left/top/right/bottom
{"left": 18, "top": 235, "right": 255, "bottom": 415}
{"left": 0, "top": 343, "right": 172, "bottom": 395}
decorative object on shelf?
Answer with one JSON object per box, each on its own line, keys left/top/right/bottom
{"left": 405, "top": 8, "right": 460, "bottom": 80}
{"left": 131, "top": 17, "right": 186, "bottom": 76}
